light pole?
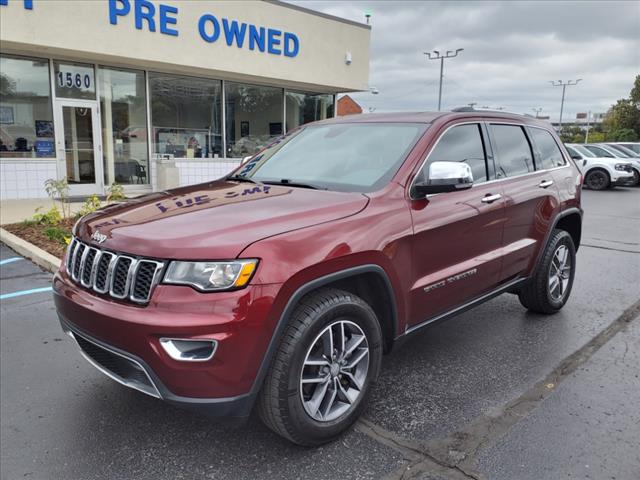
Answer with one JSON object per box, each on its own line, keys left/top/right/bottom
{"left": 550, "top": 79, "right": 582, "bottom": 128}
{"left": 532, "top": 107, "right": 543, "bottom": 118}
{"left": 425, "top": 48, "right": 463, "bottom": 111}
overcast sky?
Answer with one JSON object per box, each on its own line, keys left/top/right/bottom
{"left": 290, "top": 1, "right": 640, "bottom": 120}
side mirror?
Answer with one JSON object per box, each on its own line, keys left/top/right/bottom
{"left": 412, "top": 161, "right": 474, "bottom": 198}
{"left": 570, "top": 154, "right": 582, "bottom": 161}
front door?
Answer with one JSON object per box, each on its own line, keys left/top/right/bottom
{"left": 55, "top": 101, "right": 103, "bottom": 196}
{"left": 407, "top": 122, "right": 506, "bottom": 327}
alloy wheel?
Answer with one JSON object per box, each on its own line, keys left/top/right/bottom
{"left": 586, "top": 171, "right": 607, "bottom": 190}
{"left": 548, "top": 245, "right": 571, "bottom": 302}
{"left": 300, "top": 320, "right": 369, "bottom": 422}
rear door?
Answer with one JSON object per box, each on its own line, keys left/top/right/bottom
{"left": 488, "top": 123, "right": 562, "bottom": 281}
{"left": 407, "top": 122, "right": 505, "bottom": 327}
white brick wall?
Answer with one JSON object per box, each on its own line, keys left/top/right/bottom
{"left": 174, "top": 159, "right": 241, "bottom": 188}
{"left": 0, "top": 160, "right": 57, "bottom": 200}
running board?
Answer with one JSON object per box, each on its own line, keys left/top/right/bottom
{"left": 402, "top": 277, "right": 528, "bottom": 337}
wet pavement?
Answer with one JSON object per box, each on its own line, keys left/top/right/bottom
{"left": 1, "top": 187, "right": 639, "bottom": 480}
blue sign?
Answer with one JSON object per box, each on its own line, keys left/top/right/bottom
{"left": 34, "top": 140, "right": 54, "bottom": 157}
{"left": 108, "top": 0, "right": 300, "bottom": 57}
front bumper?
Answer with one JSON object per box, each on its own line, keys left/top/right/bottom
{"left": 53, "top": 268, "right": 282, "bottom": 420}
{"left": 611, "top": 172, "right": 635, "bottom": 186}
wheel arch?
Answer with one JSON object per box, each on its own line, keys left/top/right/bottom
{"left": 249, "top": 265, "right": 399, "bottom": 400}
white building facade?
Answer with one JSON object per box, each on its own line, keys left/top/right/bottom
{"left": 0, "top": 0, "right": 370, "bottom": 199}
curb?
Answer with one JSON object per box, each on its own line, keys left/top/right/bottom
{"left": 0, "top": 228, "right": 61, "bottom": 274}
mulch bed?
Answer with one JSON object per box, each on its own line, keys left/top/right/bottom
{"left": 3, "top": 218, "right": 74, "bottom": 259}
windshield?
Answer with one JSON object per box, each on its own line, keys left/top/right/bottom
{"left": 572, "top": 145, "right": 595, "bottom": 157}
{"left": 231, "top": 123, "right": 427, "bottom": 193}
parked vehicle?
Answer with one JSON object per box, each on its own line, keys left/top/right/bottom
{"left": 613, "top": 142, "right": 640, "bottom": 155}
{"left": 565, "top": 144, "right": 635, "bottom": 189}
{"left": 583, "top": 143, "right": 640, "bottom": 186}
{"left": 54, "top": 112, "right": 583, "bottom": 446}
{"left": 603, "top": 143, "right": 640, "bottom": 185}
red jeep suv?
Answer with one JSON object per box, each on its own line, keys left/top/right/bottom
{"left": 53, "top": 111, "right": 582, "bottom": 446}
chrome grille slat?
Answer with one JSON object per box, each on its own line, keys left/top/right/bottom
{"left": 68, "top": 237, "right": 163, "bottom": 305}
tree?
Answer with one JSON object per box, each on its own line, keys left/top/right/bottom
{"left": 603, "top": 75, "right": 640, "bottom": 141}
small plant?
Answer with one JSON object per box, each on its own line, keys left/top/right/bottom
{"left": 44, "top": 178, "right": 71, "bottom": 219}
{"left": 29, "top": 206, "right": 62, "bottom": 226}
{"left": 77, "top": 194, "right": 102, "bottom": 217}
{"left": 106, "top": 183, "right": 126, "bottom": 203}
{"left": 43, "top": 226, "right": 71, "bottom": 245}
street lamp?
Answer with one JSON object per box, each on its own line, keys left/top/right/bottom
{"left": 532, "top": 107, "right": 543, "bottom": 118}
{"left": 550, "top": 79, "right": 582, "bottom": 128}
{"left": 424, "top": 48, "right": 464, "bottom": 111}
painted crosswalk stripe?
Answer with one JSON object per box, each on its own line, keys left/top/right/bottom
{"left": 0, "top": 257, "right": 24, "bottom": 266}
{"left": 0, "top": 287, "right": 53, "bottom": 300}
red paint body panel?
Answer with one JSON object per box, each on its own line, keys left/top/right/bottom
{"left": 54, "top": 111, "right": 582, "bottom": 412}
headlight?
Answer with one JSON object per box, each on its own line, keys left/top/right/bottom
{"left": 163, "top": 259, "right": 258, "bottom": 291}
{"left": 615, "top": 164, "right": 629, "bottom": 171}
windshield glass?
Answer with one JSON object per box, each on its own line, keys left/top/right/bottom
{"left": 231, "top": 122, "right": 427, "bottom": 193}
{"left": 572, "top": 145, "right": 595, "bottom": 157}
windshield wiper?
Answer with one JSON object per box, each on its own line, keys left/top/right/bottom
{"left": 263, "top": 179, "right": 326, "bottom": 190}
{"left": 227, "top": 175, "right": 263, "bottom": 185}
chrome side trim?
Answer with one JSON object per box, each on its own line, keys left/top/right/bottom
{"left": 69, "top": 330, "right": 161, "bottom": 399}
{"left": 159, "top": 338, "right": 218, "bottom": 362}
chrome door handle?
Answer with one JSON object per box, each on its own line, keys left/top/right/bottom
{"left": 538, "top": 180, "right": 554, "bottom": 188}
{"left": 481, "top": 193, "right": 502, "bottom": 203}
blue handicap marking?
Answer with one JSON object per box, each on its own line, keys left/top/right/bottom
{"left": 0, "top": 257, "right": 24, "bottom": 266}
{"left": 0, "top": 286, "right": 53, "bottom": 300}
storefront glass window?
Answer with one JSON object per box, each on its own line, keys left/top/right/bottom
{"left": 0, "top": 54, "right": 55, "bottom": 158}
{"left": 225, "top": 82, "right": 283, "bottom": 157}
{"left": 54, "top": 61, "right": 96, "bottom": 100}
{"left": 285, "top": 91, "right": 334, "bottom": 131}
{"left": 98, "top": 66, "right": 149, "bottom": 185}
{"left": 149, "top": 73, "right": 222, "bottom": 159}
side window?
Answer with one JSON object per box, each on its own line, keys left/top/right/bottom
{"left": 420, "top": 124, "right": 488, "bottom": 183}
{"left": 585, "top": 145, "right": 614, "bottom": 158}
{"left": 529, "top": 128, "right": 566, "bottom": 169}
{"left": 490, "top": 124, "right": 534, "bottom": 178}
{"left": 565, "top": 146, "right": 581, "bottom": 159}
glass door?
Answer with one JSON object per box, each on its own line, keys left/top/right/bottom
{"left": 55, "top": 100, "right": 103, "bottom": 196}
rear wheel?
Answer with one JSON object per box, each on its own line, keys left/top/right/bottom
{"left": 257, "top": 288, "right": 382, "bottom": 446}
{"left": 519, "top": 229, "right": 576, "bottom": 314}
{"left": 584, "top": 169, "right": 610, "bottom": 190}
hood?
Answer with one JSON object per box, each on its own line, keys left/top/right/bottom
{"left": 76, "top": 181, "right": 369, "bottom": 259}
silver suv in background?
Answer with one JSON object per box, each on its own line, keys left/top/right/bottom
{"left": 565, "top": 144, "right": 635, "bottom": 190}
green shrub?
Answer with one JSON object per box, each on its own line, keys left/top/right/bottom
{"left": 106, "top": 183, "right": 126, "bottom": 202}
{"left": 77, "top": 195, "right": 102, "bottom": 217}
{"left": 43, "top": 226, "right": 71, "bottom": 245}
{"left": 29, "top": 206, "right": 62, "bottom": 226}
{"left": 44, "top": 178, "right": 71, "bottom": 219}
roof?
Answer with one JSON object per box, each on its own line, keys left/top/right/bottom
{"left": 318, "top": 111, "right": 555, "bottom": 127}
{"left": 266, "top": 1, "right": 371, "bottom": 30}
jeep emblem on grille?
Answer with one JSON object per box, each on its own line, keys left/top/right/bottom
{"left": 91, "top": 230, "right": 107, "bottom": 244}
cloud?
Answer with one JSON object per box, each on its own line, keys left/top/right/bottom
{"left": 289, "top": 0, "right": 640, "bottom": 120}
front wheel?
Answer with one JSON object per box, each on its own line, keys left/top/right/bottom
{"left": 518, "top": 229, "right": 576, "bottom": 314}
{"left": 257, "top": 288, "right": 383, "bottom": 446}
{"left": 584, "top": 169, "right": 610, "bottom": 190}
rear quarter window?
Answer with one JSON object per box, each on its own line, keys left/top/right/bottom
{"left": 529, "top": 128, "right": 566, "bottom": 169}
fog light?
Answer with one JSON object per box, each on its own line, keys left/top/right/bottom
{"left": 159, "top": 338, "right": 217, "bottom": 362}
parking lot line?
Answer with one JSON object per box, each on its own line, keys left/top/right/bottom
{"left": 0, "top": 257, "right": 24, "bottom": 266}
{"left": 0, "top": 287, "right": 53, "bottom": 300}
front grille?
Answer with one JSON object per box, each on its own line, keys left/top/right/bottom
{"left": 72, "top": 331, "right": 160, "bottom": 398}
{"left": 66, "top": 238, "right": 163, "bottom": 304}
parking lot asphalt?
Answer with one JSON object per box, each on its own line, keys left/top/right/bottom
{"left": 1, "top": 187, "right": 639, "bottom": 480}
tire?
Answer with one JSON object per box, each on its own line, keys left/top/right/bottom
{"left": 584, "top": 169, "right": 610, "bottom": 190}
{"left": 257, "top": 288, "right": 383, "bottom": 446}
{"left": 631, "top": 169, "right": 640, "bottom": 187}
{"left": 518, "top": 229, "right": 576, "bottom": 314}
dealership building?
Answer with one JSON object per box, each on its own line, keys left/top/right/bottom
{"left": 0, "top": 0, "right": 370, "bottom": 200}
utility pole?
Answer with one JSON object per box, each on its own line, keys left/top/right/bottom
{"left": 550, "top": 79, "right": 582, "bottom": 128}
{"left": 425, "top": 48, "right": 464, "bottom": 111}
{"left": 585, "top": 110, "right": 591, "bottom": 144}
{"left": 532, "top": 107, "right": 543, "bottom": 118}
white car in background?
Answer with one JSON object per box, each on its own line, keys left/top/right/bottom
{"left": 613, "top": 142, "right": 640, "bottom": 155}
{"left": 583, "top": 143, "right": 640, "bottom": 186}
{"left": 565, "top": 144, "right": 635, "bottom": 190}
